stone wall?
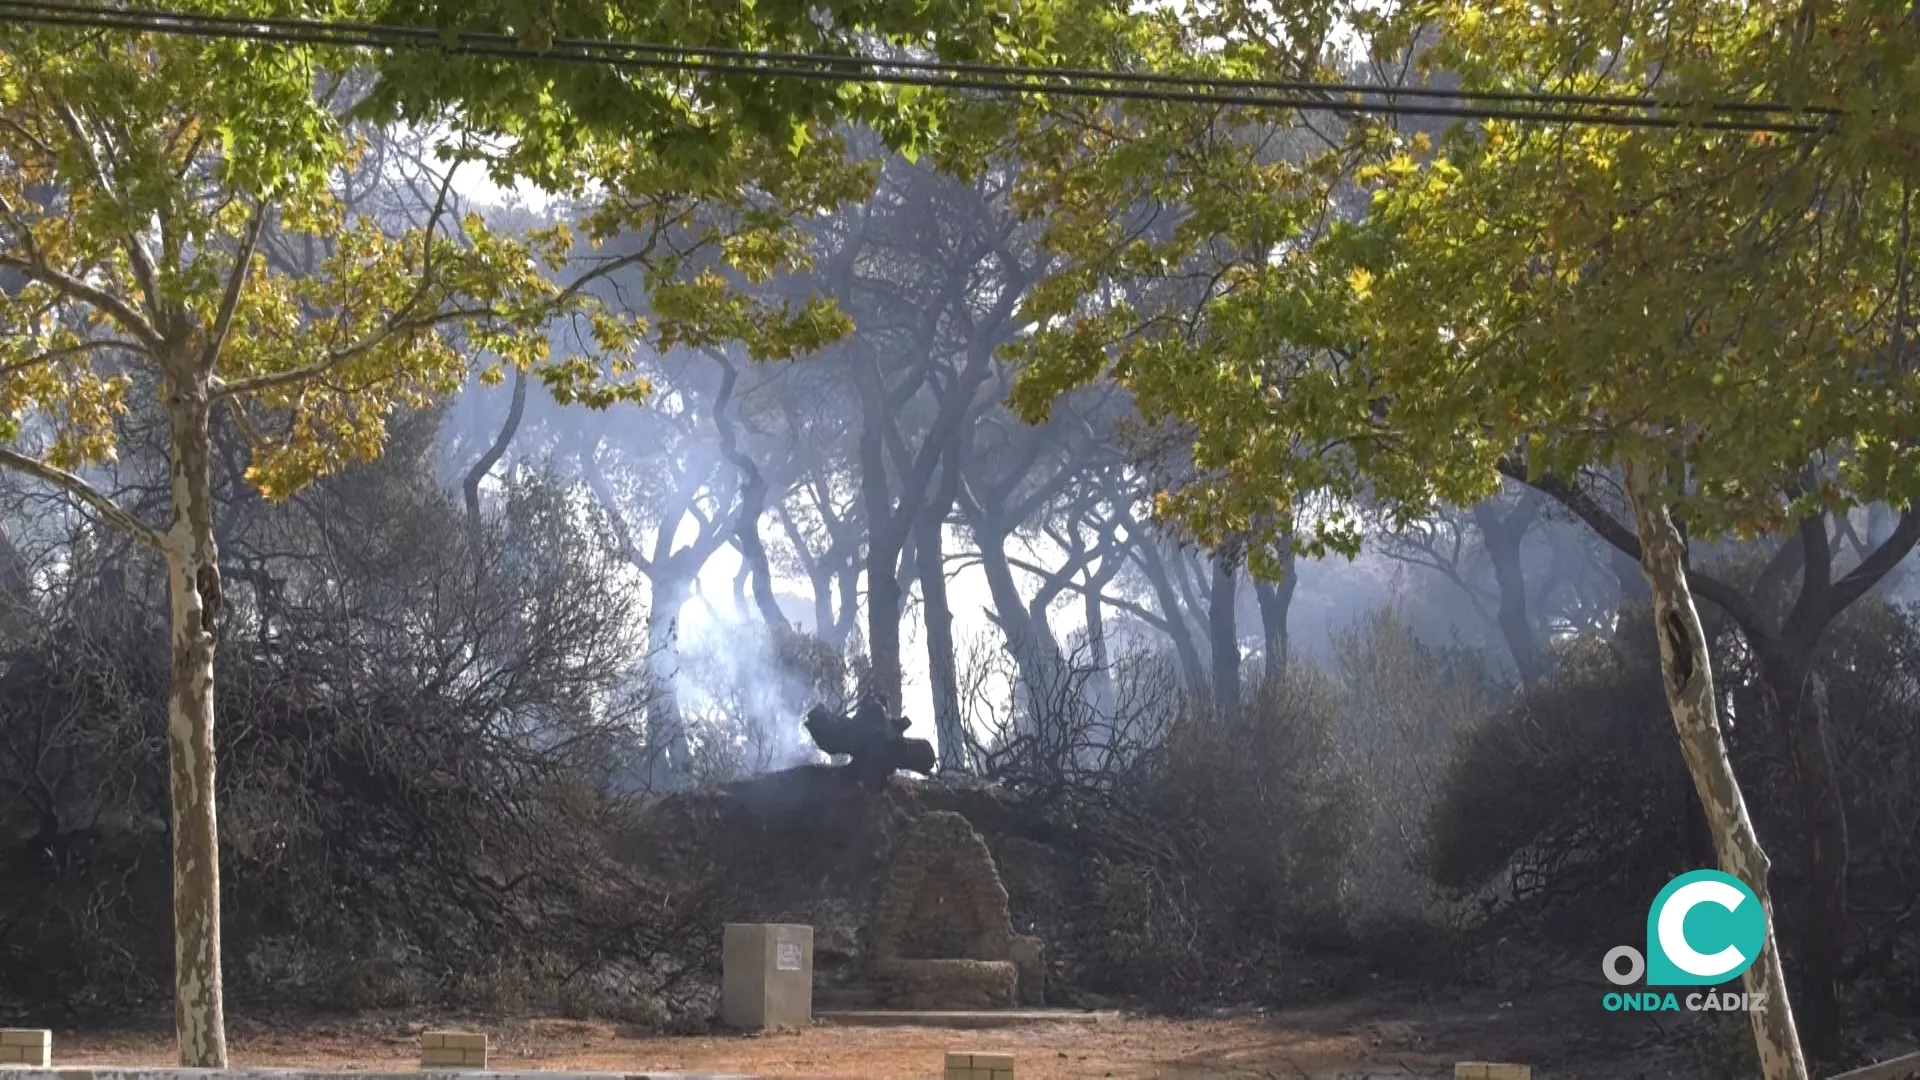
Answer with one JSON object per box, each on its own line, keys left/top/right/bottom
{"left": 869, "top": 812, "right": 1046, "bottom": 1007}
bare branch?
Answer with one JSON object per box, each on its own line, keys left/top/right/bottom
{"left": 203, "top": 201, "right": 271, "bottom": 366}
{"left": 1505, "top": 460, "right": 1766, "bottom": 637}
{"left": 55, "top": 104, "right": 165, "bottom": 324}
{"left": 0, "top": 447, "right": 165, "bottom": 551}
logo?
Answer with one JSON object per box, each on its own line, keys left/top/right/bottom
{"left": 1600, "top": 870, "right": 1770, "bottom": 1014}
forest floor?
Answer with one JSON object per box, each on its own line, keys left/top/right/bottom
{"left": 47, "top": 983, "right": 1726, "bottom": 1078}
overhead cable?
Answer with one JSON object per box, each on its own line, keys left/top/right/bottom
{"left": 0, "top": 0, "right": 1835, "bottom": 134}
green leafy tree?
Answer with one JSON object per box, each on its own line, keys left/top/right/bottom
{"left": 1002, "top": 0, "right": 1918, "bottom": 1076}
{"left": 0, "top": 0, "right": 1076, "bottom": 1063}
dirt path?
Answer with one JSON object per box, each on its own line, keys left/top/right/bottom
{"left": 55, "top": 1012, "right": 1410, "bottom": 1079}
{"left": 44, "top": 987, "right": 1710, "bottom": 1079}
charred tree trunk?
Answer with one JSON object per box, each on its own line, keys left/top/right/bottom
{"left": 1760, "top": 642, "right": 1847, "bottom": 1066}
{"left": 1253, "top": 546, "right": 1297, "bottom": 676}
{"left": 865, "top": 530, "right": 906, "bottom": 712}
{"left": 711, "top": 356, "right": 789, "bottom": 633}
{"left": 1474, "top": 494, "right": 1546, "bottom": 683}
{"left": 646, "top": 575, "right": 694, "bottom": 771}
{"left": 1133, "top": 537, "right": 1208, "bottom": 693}
{"left": 1209, "top": 552, "right": 1241, "bottom": 724}
{"left": 163, "top": 364, "right": 228, "bottom": 1068}
{"left": 916, "top": 456, "right": 966, "bottom": 771}
{"left": 974, "top": 534, "right": 1067, "bottom": 722}
{"left": 462, "top": 365, "right": 527, "bottom": 551}
{"left": 1081, "top": 541, "right": 1126, "bottom": 719}
{"left": 1621, "top": 455, "right": 1806, "bottom": 1080}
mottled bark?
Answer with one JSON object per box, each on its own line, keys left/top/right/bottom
{"left": 163, "top": 366, "right": 228, "bottom": 1068}
{"left": 1621, "top": 455, "right": 1807, "bottom": 1080}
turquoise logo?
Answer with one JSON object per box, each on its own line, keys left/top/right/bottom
{"left": 1605, "top": 869, "right": 1767, "bottom": 989}
{"left": 1643, "top": 869, "right": 1766, "bottom": 985}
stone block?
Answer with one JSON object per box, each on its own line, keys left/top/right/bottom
{"left": 420, "top": 1031, "right": 487, "bottom": 1069}
{"left": 873, "top": 957, "right": 1017, "bottom": 1009}
{"left": 0, "top": 1029, "right": 51, "bottom": 1067}
{"left": 944, "top": 1050, "right": 1015, "bottom": 1080}
{"left": 722, "top": 922, "right": 814, "bottom": 1031}
{"left": 1454, "top": 1064, "right": 1531, "bottom": 1080}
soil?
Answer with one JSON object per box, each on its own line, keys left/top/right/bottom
{"left": 46, "top": 984, "right": 1720, "bottom": 1079}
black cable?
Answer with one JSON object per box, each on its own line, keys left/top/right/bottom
{"left": 0, "top": 0, "right": 1833, "bottom": 134}
{"left": 0, "top": 0, "right": 1838, "bottom": 121}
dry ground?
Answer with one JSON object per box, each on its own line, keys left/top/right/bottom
{"left": 45, "top": 986, "right": 1722, "bottom": 1079}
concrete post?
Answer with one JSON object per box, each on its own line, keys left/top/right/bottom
{"left": 721, "top": 923, "right": 813, "bottom": 1031}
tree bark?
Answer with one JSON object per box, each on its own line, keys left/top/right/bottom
{"left": 646, "top": 575, "right": 694, "bottom": 771}
{"left": 1474, "top": 496, "right": 1547, "bottom": 683}
{"left": 1208, "top": 553, "right": 1241, "bottom": 723}
{"left": 1253, "top": 547, "right": 1297, "bottom": 676}
{"left": 916, "top": 511, "right": 965, "bottom": 771}
{"left": 1133, "top": 537, "right": 1209, "bottom": 693}
{"left": 710, "top": 356, "right": 789, "bottom": 633}
{"left": 974, "top": 534, "right": 1067, "bottom": 721}
{"left": 865, "top": 531, "right": 906, "bottom": 712}
{"left": 163, "top": 368, "right": 228, "bottom": 1068}
{"left": 1760, "top": 645, "right": 1848, "bottom": 1066}
{"left": 462, "top": 365, "right": 527, "bottom": 548}
{"left": 1621, "top": 454, "right": 1807, "bottom": 1080}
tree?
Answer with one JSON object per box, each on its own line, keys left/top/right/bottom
{"left": 1001, "top": 0, "right": 1918, "bottom": 1073}
{"left": 1, "top": 0, "right": 1067, "bottom": 1060}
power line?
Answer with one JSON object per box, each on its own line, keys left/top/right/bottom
{"left": 0, "top": 0, "right": 1835, "bottom": 134}
{"left": 0, "top": 0, "right": 1837, "bottom": 119}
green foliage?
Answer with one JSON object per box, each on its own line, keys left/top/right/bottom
{"left": 1427, "top": 597, "right": 1920, "bottom": 990}
{"left": 1001, "top": 0, "right": 1920, "bottom": 557}
{"left": 0, "top": 7, "right": 647, "bottom": 505}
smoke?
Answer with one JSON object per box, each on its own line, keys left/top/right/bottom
{"left": 678, "top": 591, "right": 831, "bottom": 776}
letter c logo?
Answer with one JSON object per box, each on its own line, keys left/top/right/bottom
{"left": 1658, "top": 879, "right": 1748, "bottom": 978}
{"left": 1644, "top": 870, "right": 1768, "bottom": 986}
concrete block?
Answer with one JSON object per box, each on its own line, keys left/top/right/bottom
{"left": 944, "top": 1049, "right": 1015, "bottom": 1080}
{"left": 0, "top": 1029, "right": 51, "bottom": 1067}
{"left": 1455, "top": 1065, "right": 1531, "bottom": 1080}
{"left": 420, "top": 1031, "right": 487, "bottom": 1069}
{"left": 722, "top": 923, "right": 813, "bottom": 1031}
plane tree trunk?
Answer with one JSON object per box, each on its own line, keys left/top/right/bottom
{"left": 163, "top": 361, "right": 228, "bottom": 1069}
{"left": 1621, "top": 454, "right": 1807, "bottom": 1080}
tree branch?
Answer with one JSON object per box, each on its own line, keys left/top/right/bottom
{"left": 1505, "top": 460, "right": 1767, "bottom": 637}
{"left": 1824, "top": 508, "right": 1920, "bottom": 620}
{"left": 203, "top": 201, "right": 271, "bottom": 367}
{"left": 55, "top": 104, "right": 164, "bottom": 327}
{"left": 0, "top": 254, "right": 163, "bottom": 351}
{"left": 0, "top": 448, "right": 165, "bottom": 552}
